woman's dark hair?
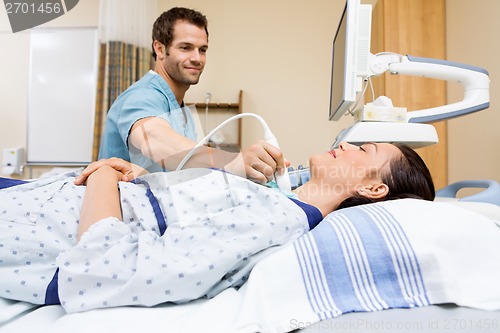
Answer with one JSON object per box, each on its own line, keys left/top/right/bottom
{"left": 336, "top": 143, "right": 435, "bottom": 210}
{"left": 152, "top": 7, "right": 208, "bottom": 60}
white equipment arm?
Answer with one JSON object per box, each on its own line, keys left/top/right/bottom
{"left": 331, "top": 54, "right": 490, "bottom": 149}
{"left": 371, "top": 54, "right": 490, "bottom": 123}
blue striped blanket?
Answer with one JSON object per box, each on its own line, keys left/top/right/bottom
{"left": 235, "top": 198, "right": 500, "bottom": 333}
{"left": 294, "top": 203, "right": 429, "bottom": 319}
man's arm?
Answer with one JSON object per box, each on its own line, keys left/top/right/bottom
{"left": 129, "top": 117, "right": 208, "bottom": 170}
{"left": 128, "top": 116, "right": 286, "bottom": 183}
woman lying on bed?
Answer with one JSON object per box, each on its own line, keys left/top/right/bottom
{"left": 0, "top": 142, "right": 434, "bottom": 313}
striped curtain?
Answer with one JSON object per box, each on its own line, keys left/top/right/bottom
{"left": 92, "top": 0, "right": 157, "bottom": 161}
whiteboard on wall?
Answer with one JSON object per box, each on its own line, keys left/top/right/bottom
{"left": 27, "top": 27, "right": 99, "bottom": 165}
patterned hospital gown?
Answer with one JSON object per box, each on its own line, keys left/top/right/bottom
{"left": 0, "top": 168, "right": 319, "bottom": 313}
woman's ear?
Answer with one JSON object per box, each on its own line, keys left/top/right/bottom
{"left": 357, "top": 183, "right": 389, "bottom": 199}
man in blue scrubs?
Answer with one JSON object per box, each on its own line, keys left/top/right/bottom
{"left": 99, "top": 7, "right": 285, "bottom": 183}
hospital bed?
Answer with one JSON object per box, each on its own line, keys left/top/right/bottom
{"left": 1, "top": 176, "right": 500, "bottom": 333}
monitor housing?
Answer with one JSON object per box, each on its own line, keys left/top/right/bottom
{"left": 329, "top": 0, "right": 372, "bottom": 121}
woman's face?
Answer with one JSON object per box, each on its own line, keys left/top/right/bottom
{"left": 308, "top": 142, "right": 401, "bottom": 194}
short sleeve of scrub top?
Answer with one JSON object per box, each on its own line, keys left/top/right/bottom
{"left": 116, "top": 88, "right": 197, "bottom": 149}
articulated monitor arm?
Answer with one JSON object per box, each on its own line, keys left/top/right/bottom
{"left": 331, "top": 54, "right": 490, "bottom": 149}
{"left": 370, "top": 54, "right": 490, "bottom": 123}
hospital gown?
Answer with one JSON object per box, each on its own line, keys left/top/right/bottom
{"left": 0, "top": 169, "right": 320, "bottom": 313}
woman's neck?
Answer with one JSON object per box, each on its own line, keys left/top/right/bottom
{"left": 293, "top": 179, "right": 345, "bottom": 217}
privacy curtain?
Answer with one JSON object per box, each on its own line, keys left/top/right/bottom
{"left": 92, "top": 0, "right": 157, "bottom": 160}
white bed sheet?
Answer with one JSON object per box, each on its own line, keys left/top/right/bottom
{"left": 2, "top": 290, "right": 500, "bottom": 333}
{"left": 299, "top": 304, "right": 500, "bottom": 333}
{"left": 0, "top": 298, "right": 38, "bottom": 325}
{"left": 0, "top": 289, "right": 242, "bottom": 333}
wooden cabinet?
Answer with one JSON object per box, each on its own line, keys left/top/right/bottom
{"left": 370, "top": 0, "right": 448, "bottom": 189}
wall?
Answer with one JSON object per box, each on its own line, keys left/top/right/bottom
{"left": 446, "top": 0, "right": 500, "bottom": 186}
{"left": 0, "top": 0, "right": 100, "bottom": 178}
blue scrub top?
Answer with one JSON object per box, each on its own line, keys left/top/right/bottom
{"left": 98, "top": 70, "right": 197, "bottom": 171}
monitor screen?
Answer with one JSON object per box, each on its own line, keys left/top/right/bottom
{"left": 329, "top": 0, "right": 372, "bottom": 121}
